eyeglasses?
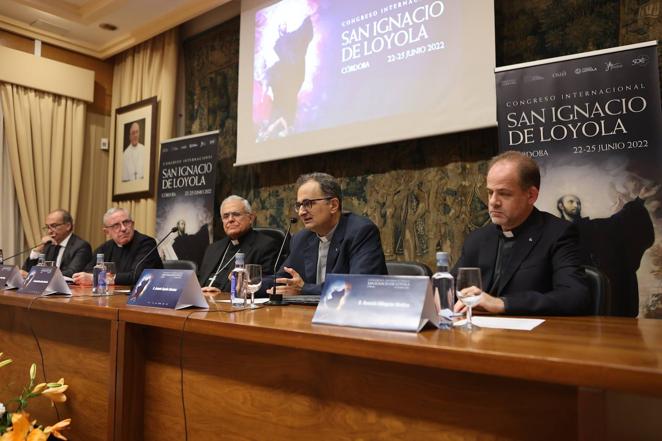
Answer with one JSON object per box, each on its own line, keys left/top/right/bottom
{"left": 221, "top": 211, "right": 247, "bottom": 220}
{"left": 294, "top": 197, "right": 333, "bottom": 212}
{"left": 104, "top": 219, "right": 134, "bottom": 231}
{"left": 41, "top": 223, "right": 66, "bottom": 232}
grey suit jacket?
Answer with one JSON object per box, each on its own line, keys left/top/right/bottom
{"left": 23, "top": 234, "right": 92, "bottom": 277}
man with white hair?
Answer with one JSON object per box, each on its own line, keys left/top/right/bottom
{"left": 122, "top": 121, "right": 145, "bottom": 182}
{"left": 198, "top": 195, "right": 280, "bottom": 295}
{"left": 73, "top": 207, "right": 163, "bottom": 286}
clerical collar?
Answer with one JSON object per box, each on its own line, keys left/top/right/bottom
{"left": 317, "top": 222, "right": 338, "bottom": 243}
{"left": 231, "top": 239, "right": 239, "bottom": 246}
{"left": 495, "top": 208, "right": 538, "bottom": 238}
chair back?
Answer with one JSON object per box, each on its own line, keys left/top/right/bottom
{"left": 583, "top": 265, "right": 610, "bottom": 315}
{"left": 163, "top": 259, "right": 198, "bottom": 272}
{"left": 254, "top": 227, "right": 290, "bottom": 262}
{"left": 253, "top": 227, "right": 286, "bottom": 242}
{"left": 386, "top": 261, "right": 432, "bottom": 277}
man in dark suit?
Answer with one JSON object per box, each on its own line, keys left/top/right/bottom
{"left": 22, "top": 209, "right": 92, "bottom": 277}
{"left": 453, "top": 151, "right": 590, "bottom": 316}
{"left": 73, "top": 207, "right": 163, "bottom": 286}
{"left": 198, "top": 195, "right": 280, "bottom": 295}
{"left": 271, "top": 172, "right": 387, "bottom": 296}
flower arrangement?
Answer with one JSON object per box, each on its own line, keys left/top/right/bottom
{"left": 0, "top": 352, "right": 71, "bottom": 440}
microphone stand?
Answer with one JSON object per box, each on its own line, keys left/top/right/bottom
{"left": 268, "top": 217, "right": 297, "bottom": 305}
{"left": 130, "top": 226, "right": 178, "bottom": 285}
{"left": 3, "top": 240, "right": 50, "bottom": 263}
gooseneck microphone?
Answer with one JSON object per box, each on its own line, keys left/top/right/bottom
{"left": 269, "top": 217, "right": 298, "bottom": 305}
{"left": 130, "top": 226, "right": 178, "bottom": 285}
{"left": 3, "top": 239, "right": 53, "bottom": 263}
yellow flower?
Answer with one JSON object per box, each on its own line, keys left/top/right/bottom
{"left": 0, "top": 412, "right": 32, "bottom": 441}
{"left": 44, "top": 418, "right": 71, "bottom": 440}
{"left": 25, "top": 429, "right": 48, "bottom": 441}
{"left": 0, "top": 352, "right": 11, "bottom": 369}
{"left": 31, "top": 383, "right": 47, "bottom": 395}
{"left": 39, "top": 379, "right": 68, "bottom": 404}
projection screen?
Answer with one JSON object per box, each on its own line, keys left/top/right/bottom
{"left": 236, "top": 0, "right": 496, "bottom": 165}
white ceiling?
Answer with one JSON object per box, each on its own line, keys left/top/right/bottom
{"left": 0, "top": 0, "right": 234, "bottom": 59}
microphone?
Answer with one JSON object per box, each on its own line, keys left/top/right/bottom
{"left": 130, "top": 226, "right": 178, "bottom": 285}
{"left": 3, "top": 239, "right": 53, "bottom": 263}
{"left": 269, "top": 217, "right": 297, "bottom": 305}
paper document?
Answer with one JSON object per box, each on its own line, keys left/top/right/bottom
{"left": 216, "top": 298, "right": 270, "bottom": 304}
{"left": 453, "top": 316, "right": 544, "bottom": 331}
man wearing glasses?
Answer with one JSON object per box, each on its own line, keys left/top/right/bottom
{"left": 271, "top": 172, "right": 387, "bottom": 296}
{"left": 22, "top": 209, "right": 92, "bottom": 277}
{"left": 73, "top": 207, "right": 163, "bottom": 286}
{"left": 198, "top": 195, "right": 280, "bottom": 295}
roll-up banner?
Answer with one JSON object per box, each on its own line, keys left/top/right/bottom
{"left": 155, "top": 131, "right": 219, "bottom": 270}
{"left": 495, "top": 41, "right": 662, "bottom": 318}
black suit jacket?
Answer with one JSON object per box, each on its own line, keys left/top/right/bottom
{"left": 197, "top": 228, "right": 280, "bottom": 294}
{"left": 454, "top": 208, "right": 590, "bottom": 315}
{"left": 278, "top": 212, "right": 388, "bottom": 295}
{"left": 23, "top": 234, "right": 92, "bottom": 277}
{"left": 85, "top": 230, "right": 163, "bottom": 285}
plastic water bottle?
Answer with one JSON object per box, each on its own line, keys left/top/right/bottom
{"left": 93, "top": 253, "right": 107, "bottom": 295}
{"left": 432, "top": 252, "right": 455, "bottom": 328}
{"left": 230, "top": 252, "right": 246, "bottom": 306}
{"left": 37, "top": 253, "right": 46, "bottom": 266}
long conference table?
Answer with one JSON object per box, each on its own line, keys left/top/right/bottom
{"left": 1, "top": 286, "right": 661, "bottom": 441}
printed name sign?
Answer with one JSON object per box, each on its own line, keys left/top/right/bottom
{"left": 0, "top": 265, "right": 24, "bottom": 289}
{"left": 17, "top": 266, "right": 71, "bottom": 296}
{"left": 127, "top": 269, "right": 208, "bottom": 309}
{"left": 312, "top": 274, "right": 440, "bottom": 332}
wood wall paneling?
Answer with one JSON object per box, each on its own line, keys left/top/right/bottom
{"left": 0, "top": 29, "right": 113, "bottom": 115}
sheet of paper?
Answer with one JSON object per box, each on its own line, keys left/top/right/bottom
{"left": 453, "top": 316, "right": 544, "bottom": 331}
{"left": 215, "top": 298, "right": 270, "bottom": 304}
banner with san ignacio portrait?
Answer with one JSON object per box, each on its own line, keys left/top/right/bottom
{"left": 495, "top": 42, "right": 662, "bottom": 318}
{"left": 155, "top": 131, "right": 219, "bottom": 270}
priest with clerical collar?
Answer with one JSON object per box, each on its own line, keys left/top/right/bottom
{"left": 198, "top": 195, "right": 280, "bottom": 295}
{"left": 453, "top": 151, "right": 590, "bottom": 316}
{"left": 73, "top": 207, "right": 163, "bottom": 286}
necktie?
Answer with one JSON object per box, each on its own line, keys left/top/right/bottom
{"left": 47, "top": 244, "right": 61, "bottom": 263}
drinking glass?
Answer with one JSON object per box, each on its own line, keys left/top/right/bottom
{"left": 456, "top": 267, "right": 483, "bottom": 330}
{"left": 244, "top": 264, "right": 262, "bottom": 307}
{"left": 104, "top": 262, "right": 117, "bottom": 293}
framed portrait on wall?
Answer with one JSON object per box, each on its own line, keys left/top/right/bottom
{"left": 112, "top": 96, "right": 157, "bottom": 201}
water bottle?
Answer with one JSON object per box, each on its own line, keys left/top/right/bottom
{"left": 230, "top": 252, "right": 246, "bottom": 306}
{"left": 432, "top": 252, "right": 455, "bottom": 328}
{"left": 93, "top": 253, "right": 107, "bottom": 295}
{"left": 37, "top": 253, "right": 46, "bottom": 266}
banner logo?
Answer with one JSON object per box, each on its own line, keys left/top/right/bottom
{"left": 632, "top": 54, "right": 650, "bottom": 66}
{"left": 604, "top": 61, "right": 623, "bottom": 71}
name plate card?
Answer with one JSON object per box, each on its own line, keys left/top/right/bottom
{"left": 17, "top": 266, "right": 71, "bottom": 296}
{"left": 312, "top": 274, "right": 440, "bottom": 332}
{"left": 127, "top": 269, "right": 208, "bottom": 310}
{"left": 0, "top": 265, "right": 24, "bottom": 289}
